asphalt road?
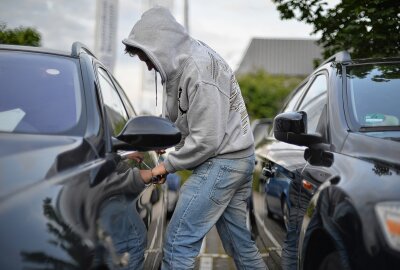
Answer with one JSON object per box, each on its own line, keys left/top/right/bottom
{"left": 193, "top": 191, "right": 286, "bottom": 270}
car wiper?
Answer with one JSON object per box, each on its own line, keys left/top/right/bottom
{"left": 359, "top": 126, "right": 400, "bottom": 132}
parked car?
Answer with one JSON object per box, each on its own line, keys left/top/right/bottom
{"left": 258, "top": 51, "right": 400, "bottom": 269}
{"left": 0, "top": 43, "right": 181, "bottom": 269}
{"left": 263, "top": 162, "right": 291, "bottom": 230}
{"left": 252, "top": 118, "right": 291, "bottom": 230}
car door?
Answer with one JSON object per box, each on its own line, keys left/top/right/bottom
{"left": 95, "top": 66, "right": 165, "bottom": 269}
{"left": 107, "top": 70, "right": 168, "bottom": 269}
{"left": 280, "top": 71, "right": 334, "bottom": 269}
{"left": 288, "top": 72, "right": 330, "bottom": 219}
{"left": 255, "top": 80, "right": 309, "bottom": 232}
{"left": 262, "top": 81, "right": 308, "bottom": 201}
{"left": 294, "top": 72, "right": 332, "bottom": 199}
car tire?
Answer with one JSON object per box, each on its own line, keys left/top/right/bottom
{"left": 264, "top": 195, "right": 273, "bottom": 218}
{"left": 282, "top": 198, "right": 289, "bottom": 231}
{"left": 318, "top": 251, "right": 344, "bottom": 270}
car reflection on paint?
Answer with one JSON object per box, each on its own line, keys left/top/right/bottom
{"left": 257, "top": 52, "right": 400, "bottom": 270}
{"left": 0, "top": 43, "right": 181, "bottom": 269}
{"left": 253, "top": 118, "right": 291, "bottom": 231}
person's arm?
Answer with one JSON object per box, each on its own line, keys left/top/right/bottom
{"left": 163, "top": 81, "right": 229, "bottom": 173}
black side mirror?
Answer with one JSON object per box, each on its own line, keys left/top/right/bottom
{"left": 274, "top": 111, "right": 323, "bottom": 147}
{"left": 113, "top": 116, "right": 181, "bottom": 151}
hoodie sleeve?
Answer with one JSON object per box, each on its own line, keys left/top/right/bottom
{"left": 164, "top": 80, "right": 230, "bottom": 173}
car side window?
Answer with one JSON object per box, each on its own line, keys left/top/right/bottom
{"left": 97, "top": 68, "right": 129, "bottom": 136}
{"left": 283, "top": 83, "right": 307, "bottom": 113}
{"left": 297, "top": 74, "right": 328, "bottom": 134}
{"left": 110, "top": 76, "right": 137, "bottom": 117}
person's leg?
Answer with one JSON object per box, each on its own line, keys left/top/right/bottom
{"left": 162, "top": 158, "right": 244, "bottom": 270}
{"left": 98, "top": 196, "right": 147, "bottom": 270}
{"left": 215, "top": 156, "right": 267, "bottom": 270}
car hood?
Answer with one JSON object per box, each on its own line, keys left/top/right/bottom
{"left": 341, "top": 132, "right": 400, "bottom": 169}
{"left": 0, "top": 132, "right": 96, "bottom": 198}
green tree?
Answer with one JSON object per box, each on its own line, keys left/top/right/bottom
{"left": 238, "top": 70, "right": 304, "bottom": 121}
{"left": 0, "top": 23, "right": 41, "bottom": 46}
{"left": 272, "top": 0, "right": 400, "bottom": 59}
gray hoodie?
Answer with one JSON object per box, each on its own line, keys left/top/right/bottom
{"left": 123, "top": 6, "right": 254, "bottom": 173}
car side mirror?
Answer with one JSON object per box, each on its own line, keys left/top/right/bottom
{"left": 274, "top": 111, "right": 323, "bottom": 147}
{"left": 113, "top": 116, "right": 181, "bottom": 151}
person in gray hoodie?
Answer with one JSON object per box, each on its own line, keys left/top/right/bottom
{"left": 123, "top": 6, "right": 266, "bottom": 270}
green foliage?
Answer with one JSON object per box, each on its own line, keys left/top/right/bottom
{"left": 0, "top": 23, "right": 41, "bottom": 46}
{"left": 176, "top": 170, "right": 192, "bottom": 184}
{"left": 238, "top": 70, "right": 304, "bottom": 121}
{"left": 272, "top": 0, "right": 400, "bottom": 59}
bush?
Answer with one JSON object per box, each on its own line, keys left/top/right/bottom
{"left": 238, "top": 70, "right": 304, "bottom": 121}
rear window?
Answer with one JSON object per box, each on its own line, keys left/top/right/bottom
{"left": 0, "top": 51, "right": 83, "bottom": 134}
{"left": 347, "top": 63, "right": 400, "bottom": 131}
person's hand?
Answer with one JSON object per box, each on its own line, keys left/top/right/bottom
{"left": 126, "top": 152, "right": 144, "bottom": 163}
{"left": 139, "top": 169, "right": 153, "bottom": 184}
{"left": 152, "top": 162, "right": 167, "bottom": 176}
{"left": 151, "top": 162, "right": 168, "bottom": 184}
{"left": 152, "top": 174, "right": 167, "bottom": 185}
{"left": 139, "top": 163, "right": 168, "bottom": 185}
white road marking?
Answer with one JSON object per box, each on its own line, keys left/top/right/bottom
{"left": 199, "top": 257, "right": 213, "bottom": 270}
{"left": 255, "top": 212, "right": 282, "bottom": 257}
{"left": 199, "top": 237, "right": 213, "bottom": 270}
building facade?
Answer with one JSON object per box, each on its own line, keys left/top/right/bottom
{"left": 94, "top": 0, "right": 119, "bottom": 72}
{"left": 236, "top": 38, "right": 322, "bottom": 76}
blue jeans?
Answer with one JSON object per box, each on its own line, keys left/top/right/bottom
{"left": 98, "top": 196, "right": 147, "bottom": 270}
{"left": 162, "top": 155, "right": 266, "bottom": 270}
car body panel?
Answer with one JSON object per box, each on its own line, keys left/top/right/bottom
{"left": 256, "top": 56, "right": 400, "bottom": 269}
{"left": 264, "top": 164, "right": 291, "bottom": 217}
{"left": 0, "top": 45, "right": 168, "bottom": 269}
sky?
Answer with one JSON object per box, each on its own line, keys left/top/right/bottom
{"left": 0, "top": 0, "right": 327, "bottom": 114}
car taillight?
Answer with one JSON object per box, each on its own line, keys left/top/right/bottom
{"left": 375, "top": 202, "right": 400, "bottom": 252}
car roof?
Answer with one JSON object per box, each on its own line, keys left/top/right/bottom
{"left": 346, "top": 57, "right": 400, "bottom": 65}
{"left": 0, "top": 44, "right": 74, "bottom": 57}
{"left": 0, "top": 42, "right": 97, "bottom": 60}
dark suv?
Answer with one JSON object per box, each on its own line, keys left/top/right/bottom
{"left": 0, "top": 43, "right": 180, "bottom": 269}
{"left": 257, "top": 52, "right": 400, "bottom": 269}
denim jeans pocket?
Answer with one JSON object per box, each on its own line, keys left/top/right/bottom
{"left": 192, "top": 161, "right": 212, "bottom": 179}
{"left": 209, "top": 165, "right": 249, "bottom": 205}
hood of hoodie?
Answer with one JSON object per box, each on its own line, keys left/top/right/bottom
{"left": 122, "top": 6, "right": 193, "bottom": 84}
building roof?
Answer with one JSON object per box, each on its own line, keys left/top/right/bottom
{"left": 236, "top": 38, "right": 322, "bottom": 76}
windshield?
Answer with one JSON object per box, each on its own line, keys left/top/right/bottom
{"left": 347, "top": 62, "right": 400, "bottom": 136}
{"left": 0, "top": 51, "right": 83, "bottom": 134}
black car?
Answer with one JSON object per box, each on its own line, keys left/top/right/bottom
{"left": 0, "top": 43, "right": 181, "bottom": 269}
{"left": 257, "top": 52, "right": 400, "bottom": 269}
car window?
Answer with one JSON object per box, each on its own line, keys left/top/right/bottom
{"left": 0, "top": 51, "right": 83, "bottom": 134}
{"left": 283, "top": 83, "right": 307, "bottom": 113}
{"left": 97, "top": 68, "right": 129, "bottom": 136}
{"left": 111, "top": 77, "right": 136, "bottom": 117}
{"left": 298, "top": 74, "right": 328, "bottom": 134}
{"left": 298, "top": 75, "right": 327, "bottom": 108}
{"left": 347, "top": 63, "right": 400, "bottom": 130}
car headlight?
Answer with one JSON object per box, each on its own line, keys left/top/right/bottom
{"left": 375, "top": 202, "right": 400, "bottom": 252}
